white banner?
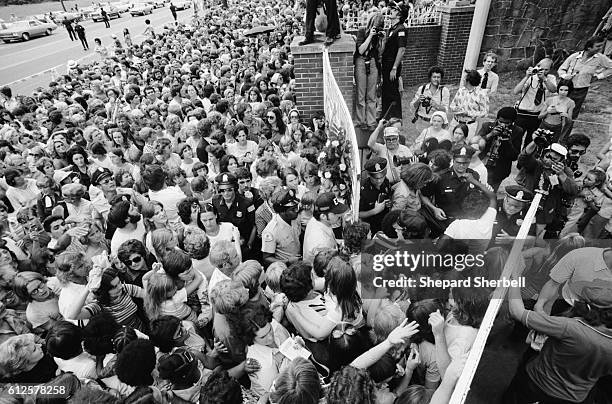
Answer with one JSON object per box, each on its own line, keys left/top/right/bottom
{"left": 322, "top": 49, "right": 360, "bottom": 222}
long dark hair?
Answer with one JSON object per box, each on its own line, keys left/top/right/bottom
{"left": 325, "top": 257, "right": 362, "bottom": 321}
{"left": 95, "top": 266, "right": 122, "bottom": 306}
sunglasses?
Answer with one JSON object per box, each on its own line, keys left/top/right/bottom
{"left": 219, "top": 188, "right": 234, "bottom": 193}
{"left": 267, "top": 115, "right": 275, "bottom": 119}
{"left": 124, "top": 255, "right": 143, "bottom": 265}
{"left": 569, "top": 149, "right": 586, "bottom": 155}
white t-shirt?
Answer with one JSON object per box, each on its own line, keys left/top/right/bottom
{"left": 6, "top": 179, "right": 40, "bottom": 213}
{"left": 469, "top": 160, "right": 488, "bottom": 185}
{"left": 303, "top": 218, "right": 337, "bottom": 264}
{"left": 206, "top": 222, "right": 242, "bottom": 261}
{"left": 444, "top": 207, "right": 496, "bottom": 253}
{"left": 226, "top": 141, "right": 258, "bottom": 163}
{"left": 110, "top": 220, "right": 146, "bottom": 256}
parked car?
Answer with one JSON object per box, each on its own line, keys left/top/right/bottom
{"left": 172, "top": 0, "right": 191, "bottom": 10}
{"left": 0, "top": 19, "right": 57, "bottom": 42}
{"left": 111, "top": 1, "right": 132, "bottom": 13}
{"left": 79, "top": 6, "right": 96, "bottom": 20}
{"left": 49, "top": 11, "right": 81, "bottom": 23}
{"left": 130, "top": 2, "right": 154, "bottom": 16}
{"left": 151, "top": 0, "right": 165, "bottom": 8}
{"left": 92, "top": 6, "right": 121, "bottom": 21}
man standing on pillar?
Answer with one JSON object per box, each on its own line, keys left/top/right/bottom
{"left": 299, "top": 0, "right": 341, "bottom": 46}
{"left": 380, "top": 3, "right": 408, "bottom": 121}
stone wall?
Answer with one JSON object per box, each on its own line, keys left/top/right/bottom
{"left": 481, "top": 0, "right": 612, "bottom": 72}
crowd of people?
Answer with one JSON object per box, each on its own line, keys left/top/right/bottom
{"left": 0, "top": 0, "right": 611, "bottom": 403}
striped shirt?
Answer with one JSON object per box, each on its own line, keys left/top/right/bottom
{"left": 85, "top": 284, "right": 144, "bottom": 328}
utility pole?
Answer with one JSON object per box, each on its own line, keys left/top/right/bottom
{"left": 59, "top": 0, "right": 67, "bottom": 12}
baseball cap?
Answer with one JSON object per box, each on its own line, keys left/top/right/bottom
{"left": 383, "top": 127, "right": 399, "bottom": 138}
{"left": 315, "top": 192, "right": 348, "bottom": 215}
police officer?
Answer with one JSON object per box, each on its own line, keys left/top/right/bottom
{"left": 262, "top": 188, "right": 302, "bottom": 266}
{"left": 212, "top": 172, "right": 256, "bottom": 256}
{"left": 359, "top": 157, "right": 392, "bottom": 234}
{"left": 422, "top": 145, "right": 480, "bottom": 228}
{"left": 491, "top": 185, "right": 536, "bottom": 247}
{"left": 380, "top": 3, "right": 408, "bottom": 120}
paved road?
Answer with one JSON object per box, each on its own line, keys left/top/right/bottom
{"left": 0, "top": 6, "right": 192, "bottom": 95}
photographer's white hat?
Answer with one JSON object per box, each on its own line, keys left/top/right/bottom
{"left": 546, "top": 143, "right": 568, "bottom": 158}
{"left": 383, "top": 127, "right": 400, "bottom": 137}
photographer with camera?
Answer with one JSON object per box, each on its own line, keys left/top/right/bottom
{"left": 354, "top": 12, "right": 384, "bottom": 130}
{"left": 367, "top": 118, "right": 413, "bottom": 185}
{"left": 515, "top": 140, "right": 578, "bottom": 237}
{"left": 476, "top": 107, "right": 524, "bottom": 192}
{"left": 512, "top": 58, "right": 557, "bottom": 147}
{"left": 410, "top": 66, "right": 450, "bottom": 138}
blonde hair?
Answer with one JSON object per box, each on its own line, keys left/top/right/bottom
{"left": 266, "top": 262, "right": 287, "bottom": 292}
{"left": 150, "top": 228, "right": 174, "bottom": 260}
{"left": 0, "top": 334, "right": 38, "bottom": 378}
{"left": 144, "top": 272, "right": 177, "bottom": 320}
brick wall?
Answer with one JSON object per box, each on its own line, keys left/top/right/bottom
{"left": 400, "top": 25, "right": 442, "bottom": 86}
{"left": 291, "top": 34, "right": 355, "bottom": 123}
{"left": 290, "top": 6, "right": 475, "bottom": 119}
{"left": 482, "top": 0, "right": 612, "bottom": 71}
{"left": 437, "top": 5, "right": 476, "bottom": 83}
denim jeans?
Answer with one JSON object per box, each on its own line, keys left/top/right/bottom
{"left": 354, "top": 56, "right": 378, "bottom": 127}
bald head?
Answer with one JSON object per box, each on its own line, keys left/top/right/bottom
{"left": 536, "top": 58, "right": 553, "bottom": 75}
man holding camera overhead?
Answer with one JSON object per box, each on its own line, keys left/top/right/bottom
{"left": 367, "top": 119, "right": 413, "bottom": 185}
{"left": 410, "top": 66, "right": 450, "bottom": 138}
{"left": 512, "top": 58, "right": 557, "bottom": 148}
{"left": 476, "top": 107, "right": 524, "bottom": 192}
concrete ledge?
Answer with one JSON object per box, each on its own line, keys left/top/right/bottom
{"left": 290, "top": 33, "right": 356, "bottom": 55}
{"left": 438, "top": 4, "right": 476, "bottom": 13}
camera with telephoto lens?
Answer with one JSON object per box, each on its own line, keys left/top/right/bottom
{"left": 533, "top": 128, "right": 555, "bottom": 148}
{"left": 393, "top": 155, "right": 412, "bottom": 166}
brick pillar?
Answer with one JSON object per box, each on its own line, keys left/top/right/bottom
{"left": 401, "top": 25, "right": 442, "bottom": 86}
{"left": 437, "top": 4, "right": 476, "bottom": 83}
{"left": 290, "top": 34, "right": 356, "bottom": 123}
